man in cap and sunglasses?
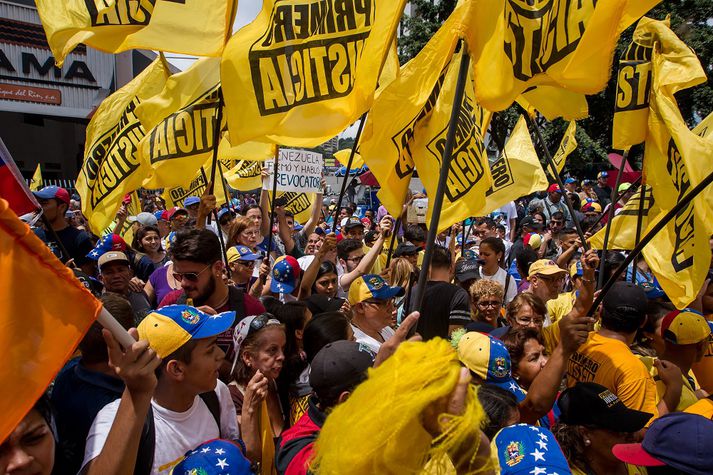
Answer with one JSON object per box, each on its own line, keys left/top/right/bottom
{"left": 159, "top": 229, "right": 265, "bottom": 381}
{"left": 348, "top": 274, "right": 404, "bottom": 353}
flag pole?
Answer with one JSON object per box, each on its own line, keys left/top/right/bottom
{"left": 331, "top": 112, "right": 368, "bottom": 233}
{"left": 585, "top": 175, "right": 642, "bottom": 232}
{"left": 97, "top": 306, "right": 136, "bottom": 349}
{"left": 206, "top": 88, "right": 225, "bottom": 225}
{"left": 597, "top": 149, "right": 629, "bottom": 288}
{"left": 412, "top": 41, "right": 470, "bottom": 314}
{"left": 217, "top": 160, "right": 234, "bottom": 212}
{"left": 588, "top": 169, "right": 713, "bottom": 316}
{"left": 266, "top": 147, "right": 280, "bottom": 256}
{"left": 384, "top": 217, "right": 401, "bottom": 268}
{"left": 631, "top": 178, "right": 647, "bottom": 283}
{"left": 200, "top": 167, "right": 230, "bottom": 278}
{"left": 522, "top": 113, "right": 589, "bottom": 251}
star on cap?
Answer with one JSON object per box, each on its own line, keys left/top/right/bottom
{"left": 528, "top": 426, "right": 540, "bottom": 432}
{"left": 201, "top": 447, "right": 211, "bottom": 454}
{"left": 215, "top": 448, "right": 225, "bottom": 455}
{"left": 89, "top": 249, "right": 99, "bottom": 258}
{"left": 535, "top": 439, "right": 548, "bottom": 450}
{"left": 216, "top": 458, "right": 229, "bottom": 469}
{"left": 509, "top": 382, "right": 520, "bottom": 391}
{"left": 530, "top": 467, "right": 546, "bottom": 475}
{"left": 531, "top": 449, "right": 546, "bottom": 462}
{"left": 538, "top": 432, "right": 548, "bottom": 440}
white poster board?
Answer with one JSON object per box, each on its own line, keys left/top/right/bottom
{"left": 263, "top": 148, "right": 323, "bottom": 193}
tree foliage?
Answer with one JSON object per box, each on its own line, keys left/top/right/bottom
{"left": 397, "top": 0, "right": 713, "bottom": 177}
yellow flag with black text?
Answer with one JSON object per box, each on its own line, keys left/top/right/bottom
{"left": 468, "top": 0, "right": 660, "bottom": 113}
{"left": 37, "top": 0, "right": 236, "bottom": 67}
{"left": 589, "top": 185, "right": 656, "bottom": 250}
{"left": 162, "top": 165, "right": 229, "bottom": 210}
{"left": 221, "top": 0, "right": 407, "bottom": 147}
{"left": 223, "top": 160, "right": 263, "bottom": 191}
{"left": 76, "top": 56, "right": 171, "bottom": 234}
{"left": 361, "top": 1, "right": 477, "bottom": 217}
{"left": 30, "top": 164, "right": 42, "bottom": 192}
{"left": 641, "top": 31, "right": 712, "bottom": 308}
{"left": 411, "top": 50, "right": 493, "bottom": 232}
{"left": 270, "top": 191, "right": 316, "bottom": 224}
{"left": 102, "top": 191, "right": 141, "bottom": 245}
{"left": 552, "top": 121, "right": 577, "bottom": 174}
{"left": 469, "top": 116, "right": 549, "bottom": 217}
{"left": 136, "top": 58, "right": 222, "bottom": 189}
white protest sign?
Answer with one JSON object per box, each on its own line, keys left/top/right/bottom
{"left": 263, "top": 148, "right": 323, "bottom": 193}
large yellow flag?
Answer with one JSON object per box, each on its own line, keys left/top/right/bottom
{"left": 76, "top": 57, "right": 171, "bottom": 234}
{"left": 517, "top": 86, "right": 589, "bottom": 121}
{"left": 641, "top": 28, "right": 712, "bottom": 308}
{"left": 270, "top": 191, "right": 316, "bottom": 224}
{"left": 361, "top": 1, "right": 477, "bottom": 217}
{"left": 223, "top": 160, "right": 263, "bottom": 191}
{"left": 37, "top": 0, "right": 236, "bottom": 67}
{"left": 469, "top": 116, "right": 549, "bottom": 217}
{"left": 411, "top": 50, "right": 493, "bottom": 232}
{"left": 162, "top": 166, "right": 229, "bottom": 210}
{"left": 468, "top": 0, "right": 660, "bottom": 112}
{"left": 0, "top": 198, "right": 101, "bottom": 443}
{"left": 552, "top": 121, "right": 577, "bottom": 173}
{"left": 30, "top": 164, "right": 42, "bottom": 191}
{"left": 221, "top": 0, "right": 406, "bottom": 147}
{"left": 136, "top": 58, "right": 222, "bottom": 189}
{"left": 334, "top": 149, "right": 364, "bottom": 169}
{"left": 589, "top": 185, "right": 656, "bottom": 250}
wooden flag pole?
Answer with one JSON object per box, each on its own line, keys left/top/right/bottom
{"left": 631, "top": 179, "right": 647, "bottom": 283}
{"left": 331, "top": 112, "right": 368, "bottom": 233}
{"left": 588, "top": 170, "right": 713, "bottom": 316}
{"left": 597, "top": 149, "right": 629, "bottom": 289}
{"left": 200, "top": 167, "right": 230, "bottom": 278}
{"left": 384, "top": 217, "right": 401, "bottom": 268}
{"left": 586, "top": 175, "right": 642, "bottom": 232}
{"left": 412, "top": 41, "right": 470, "bottom": 314}
{"left": 206, "top": 88, "right": 224, "bottom": 225}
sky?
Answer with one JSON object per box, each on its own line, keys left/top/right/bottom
{"left": 162, "top": 0, "right": 360, "bottom": 139}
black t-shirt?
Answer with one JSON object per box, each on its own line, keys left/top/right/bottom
{"left": 35, "top": 226, "right": 94, "bottom": 265}
{"left": 594, "top": 185, "right": 612, "bottom": 207}
{"left": 411, "top": 281, "right": 471, "bottom": 341}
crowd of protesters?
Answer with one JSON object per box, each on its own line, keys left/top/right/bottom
{"left": 2, "top": 173, "right": 713, "bottom": 475}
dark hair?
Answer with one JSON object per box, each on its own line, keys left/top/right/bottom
{"left": 275, "top": 302, "right": 310, "bottom": 395}
{"left": 642, "top": 301, "right": 676, "bottom": 334}
{"left": 337, "top": 239, "right": 363, "bottom": 261}
{"left": 496, "top": 224, "right": 506, "bottom": 234}
{"left": 404, "top": 224, "right": 426, "bottom": 244}
{"left": 501, "top": 327, "right": 545, "bottom": 377}
{"left": 515, "top": 247, "right": 538, "bottom": 279}
{"left": 313, "top": 261, "right": 338, "bottom": 294}
{"left": 131, "top": 225, "right": 163, "bottom": 253}
{"left": 364, "top": 230, "right": 378, "bottom": 246}
{"left": 552, "top": 423, "right": 588, "bottom": 471}
{"left": 551, "top": 211, "right": 565, "bottom": 222}
{"left": 242, "top": 204, "right": 261, "bottom": 215}
{"left": 170, "top": 228, "right": 222, "bottom": 264}
{"left": 261, "top": 295, "right": 284, "bottom": 316}
{"left": 532, "top": 211, "right": 547, "bottom": 227}
{"left": 79, "top": 293, "right": 135, "bottom": 365}
{"left": 156, "top": 339, "right": 199, "bottom": 379}
{"left": 476, "top": 217, "right": 497, "bottom": 228}
{"left": 303, "top": 312, "right": 351, "bottom": 363}
{"left": 601, "top": 305, "right": 646, "bottom": 333}
{"left": 430, "top": 245, "right": 451, "bottom": 270}
{"left": 477, "top": 385, "right": 519, "bottom": 440}
{"left": 480, "top": 237, "right": 505, "bottom": 266}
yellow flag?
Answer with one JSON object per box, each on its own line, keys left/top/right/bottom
{"left": 103, "top": 191, "right": 142, "bottom": 244}
{"left": 378, "top": 40, "right": 400, "bottom": 91}
{"left": 218, "top": 136, "right": 276, "bottom": 163}
{"left": 221, "top": 0, "right": 407, "bottom": 147}
{"left": 468, "top": 0, "right": 660, "bottom": 113}
{"left": 76, "top": 56, "right": 171, "bottom": 234}
{"left": 223, "top": 160, "right": 263, "bottom": 191}
{"left": 30, "top": 164, "right": 42, "bottom": 192}
{"left": 411, "top": 50, "right": 493, "bottom": 232}
{"left": 470, "top": 116, "right": 549, "bottom": 216}
{"left": 552, "top": 121, "right": 577, "bottom": 173}
{"left": 361, "top": 1, "right": 477, "bottom": 217}
{"left": 694, "top": 112, "right": 713, "bottom": 140}
{"left": 270, "top": 191, "right": 316, "bottom": 224}
{"left": 162, "top": 165, "right": 229, "bottom": 210}
{"left": 136, "top": 58, "right": 222, "bottom": 189}
{"left": 641, "top": 33, "right": 712, "bottom": 308}
{"left": 334, "top": 149, "right": 364, "bottom": 170}
{"left": 518, "top": 86, "right": 589, "bottom": 121}
{"left": 588, "top": 185, "right": 656, "bottom": 250}
{"left": 37, "top": 0, "right": 236, "bottom": 67}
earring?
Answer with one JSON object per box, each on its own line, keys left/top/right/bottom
{"left": 514, "top": 375, "right": 520, "bottom": 381}
{"left": 584, "top": 439, "right": 591, "bottom": 446}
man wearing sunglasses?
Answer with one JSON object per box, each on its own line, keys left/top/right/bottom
{"left": 159, "top": 229, "right": 265, "bottom": 380}
{"left": 349, "top": 274, "right": 404, "bottom": 354}
{"left": 226, "top": 245, "right": 262, "bottom": 294}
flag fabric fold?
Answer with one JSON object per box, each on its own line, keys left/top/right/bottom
{"left": 0, "top": 138, "right": 40, "bottom": 216}
{"left": 552, "top": 121, "right": 578, "bottom": 173}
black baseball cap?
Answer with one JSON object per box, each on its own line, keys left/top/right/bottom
{"left": 602, "top": 281, "right": 648, "bottom": 321}
{"left": 455, "top": 259, "right": 481, "bottom": 284}
{"left": 343, "top": 216, "right": 364, "bottom": 230}
{"left": 305, "top": 294, "right": 345, "bottom": 316}
{"left": 558, "top": 382, "right": 652, "bottom": 432}
{"left": 521, "top": 216, "right": 543, "bottom": 231}
{"left": 394, "top": 242, "right": 420, "bottom": 257}
{"left": 309, "top": 340, "right": 375, "bottom": 402}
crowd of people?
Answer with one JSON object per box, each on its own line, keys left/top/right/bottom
{"left": 3, "top": 174, "right": 713, "bottom": 475}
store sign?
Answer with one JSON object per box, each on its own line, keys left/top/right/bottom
{"left": 0, "top": 83, "right": 61, "bottom": 105}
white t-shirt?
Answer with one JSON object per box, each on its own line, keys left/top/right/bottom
{"left": 492, "top": 201, "right": 518, "bottom": 235}
{"left": 481, "top": 266, "right": 517, "bottom": 304}
{"left": 81, "top": 381, "right": 239, "bottom": 474}
{"left": 351, "top": 324, "right": 395, "bottom": 354}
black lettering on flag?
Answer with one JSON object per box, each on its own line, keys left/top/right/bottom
{"left": 169, "top": 175, "right": 206, "bottom": 206}
{"left": 86, "top": 0, "right": 187, "bottom": 26}
{"left": 504, "top": 0, "right": 595, "bottom": 81}
{"left": 666, "top": 140, "right": 696, "bottom": 272}
{"left": 486, "top": 155, "right": 515, "bottom": 197}
{"left": 618, "top": 185, "right": 655, "bottom": 217}
{"left": 281, "top": 191, "right": 311, "bottom": 216}
{"left": 249, "top": 0, "right": 376, "bottom": 115}
{"left": 615, "top": 39, "right": 653, "bottom": 113}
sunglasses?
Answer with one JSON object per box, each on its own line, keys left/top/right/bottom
{"left": 173, "top": 265, "right": 210, "bottom": 282}
{"left": 236, "top": 260, "right": 256, "bottom": 268}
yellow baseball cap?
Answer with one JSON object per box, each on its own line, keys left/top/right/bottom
{"left": 348, "top": 274, "right": 404, "bottom": 305}
{"left": 661, "top": 309, "right": 712, "bottom": 345}
{"left": 527, "top": 259, "right": 567, "bottom": 280}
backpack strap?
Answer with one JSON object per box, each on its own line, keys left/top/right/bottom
{"left": 227, "top": 286, "right": 247, "bottom": 321}
{"left": 199, "top": 391, "right": 222, "bottom": 437}
{"left": 134, "top": 406, "right": 155, "bottom": 475}
{"left": 503, "top": 273, "right": 512, "bottom": 305}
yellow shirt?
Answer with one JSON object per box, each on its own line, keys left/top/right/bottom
{"left": 691, "top": 327, "right": 713, "bottom": 394}
{"left": 567, "top": 333, "right": 659, "bottom": 420}
{"left": 685, "top": 397, "right": 713, "bottom": 419}
{"left": 639, "top": 356, "right": 700, "bottom": 412}
{"left": 547, "top": 291, "right": 576, "bottom": 324}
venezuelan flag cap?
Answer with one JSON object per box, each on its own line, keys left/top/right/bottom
{"left": 138, "top": 305, "right": 235, "bottom": 358}
{"left": 348, "top": 274, "right": 404, "bottom": 305}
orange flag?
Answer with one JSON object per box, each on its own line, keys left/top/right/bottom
{"left": 0, "top": 198, "right": 101, "bottom": 442}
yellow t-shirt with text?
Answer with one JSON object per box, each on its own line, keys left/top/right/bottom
{"left": 567, "top": 333, "right": 659, "bottom": 421}
{"left": 640, "top": 356, "right": 700, "bottom": 412}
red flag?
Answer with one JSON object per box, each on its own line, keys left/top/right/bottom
{"left": 607, "top": 152, "right": 635, "bottom": 172}
{"left": 0, "top": 137, "right": 40, "bottom": 216}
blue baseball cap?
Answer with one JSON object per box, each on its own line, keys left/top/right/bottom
{"left": 493, "top": 424, "right": 571, "bottom": 475}
{"left": 170, "top": 439, "right": 251, "bottom": 475}
{"left": 270, "top": 255, "right": 301, "bottom": 294}
{"left": 184, "top": 196, "right": 200, "bottom": 207}
{"left": 154, "top": 210, "right": 168, "bottom": 222}
{"left": 597, "top": 171, "right": 608, "bottom": 179}
{"left": 33, "top": 185, "right": 70, "bottom": 205}
{"left": 456, "top": 234, "right": 477, "bottom": 246}
{"left": 137, "top": 305, "right": 236, "bottom": 359}
{"left": 217, "top": 207, "right": 233, "bottom": 221}
{"left": 564, "top": 177, "right": 577, "bottom": 184}
{"left": 348, "top": 274, "right": 404, "bottom": 305}
{"left": 226, "top": 245, "right": 261, "bottom": 264}
{"left": 293, "top": 220, "right": 304, "bottom": 231}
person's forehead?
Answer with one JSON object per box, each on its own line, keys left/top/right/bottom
{"left": 173, "top": 260, "right": 208, "bottom": 271}
{"left": 101, "top": 262, "right": 130, "bottom": 273}
{"left": 349, "top": 248, "right": 365, "bottom": 256}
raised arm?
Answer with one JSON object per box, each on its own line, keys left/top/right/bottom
{"left": 340, "top": 216, "right": 393, "bottom": 291}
